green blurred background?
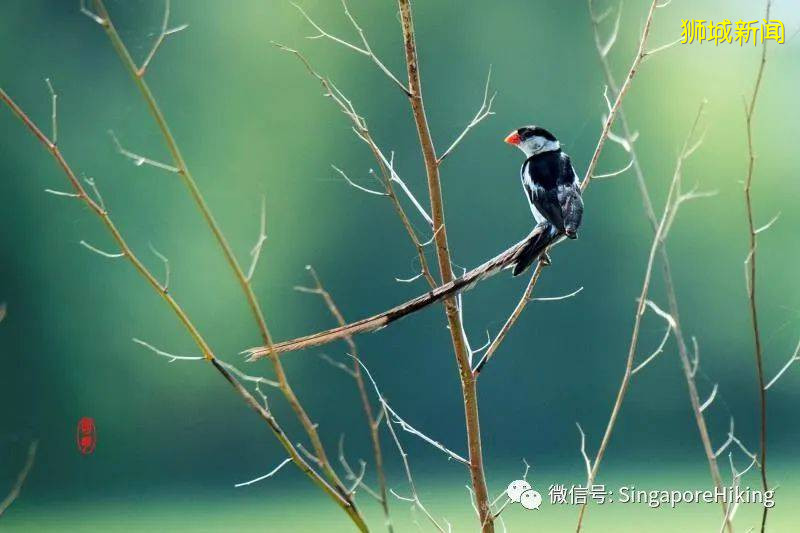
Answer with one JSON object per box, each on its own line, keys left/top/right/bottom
{"left": 2, "top": 0, "right": 799, "bottom": 531}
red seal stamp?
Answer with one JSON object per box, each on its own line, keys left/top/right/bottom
{"left": 77, "top": 416, "right": 96, "bottom": 455}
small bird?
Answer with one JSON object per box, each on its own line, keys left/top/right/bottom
{"left": 504, "top": 125, "right": 584, "bottom": 275}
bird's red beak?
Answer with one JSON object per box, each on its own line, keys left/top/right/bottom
{"left": 504, "top": 131, "right": 521, "bottom": 145}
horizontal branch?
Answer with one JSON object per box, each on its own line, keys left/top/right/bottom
{"left": 245, "top": 226, "right": 548, "bottom": 359}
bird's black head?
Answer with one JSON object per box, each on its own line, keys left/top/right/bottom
{"left": 504, "top": 125, "right": 560, "bottom": 157}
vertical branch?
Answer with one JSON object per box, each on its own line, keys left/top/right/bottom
{"left": 396, "top": 1, "right": 493, "bottom": 530}
{"left": 581, "top": 0, "right": 659, "bottom": 190}
{"left": 298, "top": 266, "right": 393, "bottom": 532}
{"left": 743, "top": 2, "right": 772, "bottom": 531}
{"left": 88, "top": 0, "right": 354, "bottom": 509}
{"left": 587, "top": 2, "right": 731, "bottom": 529}
{"left": 0, "top": 88, "right": 368, "bottom": 530}
{"left": 575, "top": 103, "right": 706, "bottom": 532}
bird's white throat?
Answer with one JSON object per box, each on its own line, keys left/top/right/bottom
{"left": 518, "top": 137, "right": 560, "bottom": 157}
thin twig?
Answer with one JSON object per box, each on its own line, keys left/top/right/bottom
{"left": 355, "top": 359, "right": 448, "bottom": 533}
{"left": 0, "top": 441, "right": 38, "bottom": 517}
{"left": 276, "top": 42, "right": 436, "bottom": 288}
{"left": 764, "top": 337, "right": 800, "bottom": 390}
{"left": 437, "top": 68, "right": 496, "bottom": 164}
{"left": 291, "top": 1, "right": 410, "bottom": 95}
{"left": 0, "top": 86, "right": 359, "bottom": 529}
{"left": 246, "top": 196, "right": 268, "bottom": 282}
{"left": 90, "top": 3, "right": 357, "bottom": 518}
{"left": 299, "top": 265, "right": 393, "bottom": 531}
{"left": 576, "top": 101, "right": 706, "bottom": 532}
{"left": 234, "top": 457, "right": 292, "bottom": 488}
{"left": 398, "top": 2, "right": 492, "bottom": 526}
{"left": 137, "top": 0, "right": 189, "bottom": 78}
{"left": 742, "top": 3, "right": 772, "bottom": 530}
{"left": 472, "top": 263, "right": 545, "bottom": 376}
{"left": 44, "top": 78, "right": 57, "bottom": 146}
{"left": 587, "top": 0, "right": 733, "bottom": 528}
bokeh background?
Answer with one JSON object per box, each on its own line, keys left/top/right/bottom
{"left": 2, "top": 0, "right": 799, "bottom": 531}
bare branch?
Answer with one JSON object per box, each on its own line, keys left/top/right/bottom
{"left": 530, "top": 286, "right": 584, "bottom": 302}
{"left": 132, "top": 337, "right": 203, "bottom": 362}
{"left": 234, "top": 457, "right": 292, "bottom": 488}
{"left": 82, "top": 176, "right": 107, "bottom": 213}
{"left": 291, "top": 1, "right": 410, "bottom": 95}
{"left": 592, "top": 158, "right": 634, "bottom": 180}
{"left": 44, "top": 188, "right": 80, "bottom": 198}
{"left": 577, "top": 100, "right": 706, "bottom": 531}
{"left": 581, "top": 0, "right": 660, "bottom": 191}
{"left": 699, "top": 383, "right": 719, "bottom": 413}
{"left": 333, "top": 164, "right": 388, "bottom": 196}
{"left": 79, "top": 240, "right": 124, "bottom": 259}
{"left": 754, "top": 212, "right": 780, "bottom": 235}
{"left": 138, "top": 0, "right": 189, "bottom": 78}
{"left": 437, "top": 68, "right": 496, "bottom": 164}
{"left": 108, "top": 130, "right": 179, "bottom": 173}
{"left": 317, "top": 353, "right": 357, "bottom": 378}
{"left": 79, "top": 0, "right": 104, "bottom": 25}
{"left": 246, "top": 196, "right": 268, "bottom": 282}
{"left": 741, "top": 4, "right": 773, "bottom": 529}
{"left": 354, "top": 357, "right": 449, "bottom": 532}
{"left": 764, "top": 337, "right": 800, "bottom": 390}
{"left": 606, "top": 129, "right": 637, "bottom": 153}
{"left": 339, "top": 435, "right": 381, "bottom": 501}
{"left": 599, "top": 2, "right": 623, "bottom": 57}
{"left": 148, "top": 243, "right": 170, "bottom": 292}
{"left": 576, "top": 423, "right": 592, "bottom": 484}
{"left": 0, "top": 440, "right": 38, "bottom": 517}
{"left": 44, "top": 78, "right": 57, "bottom": 145}
{"left": 643, "top": 36, "right": 681, "bottom": 58}
{"left": 472, "top": 262, "right": 545, "bottom": 376}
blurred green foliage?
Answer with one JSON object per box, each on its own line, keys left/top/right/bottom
{"left": 1, "top": 0, "right": 798, "bottom": 529}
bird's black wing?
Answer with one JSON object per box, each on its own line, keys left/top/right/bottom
{"left": 557, "top": 153, "right": 584, "bottom": 238}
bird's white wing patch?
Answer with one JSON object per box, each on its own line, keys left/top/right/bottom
{"left": 521, "top": 163, "right": 546, "bottom": 224}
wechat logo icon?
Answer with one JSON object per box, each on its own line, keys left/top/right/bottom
{"left": 507, "top": 480, "right": 543, "bottom": 510}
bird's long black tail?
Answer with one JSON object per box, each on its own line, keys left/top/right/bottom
{"left": 512, "top": 223, "right": 559, "bottom": 276}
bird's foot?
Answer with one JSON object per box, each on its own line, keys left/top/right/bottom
{"left": 540, "top": 252, "right": 552, "bottom": 266}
